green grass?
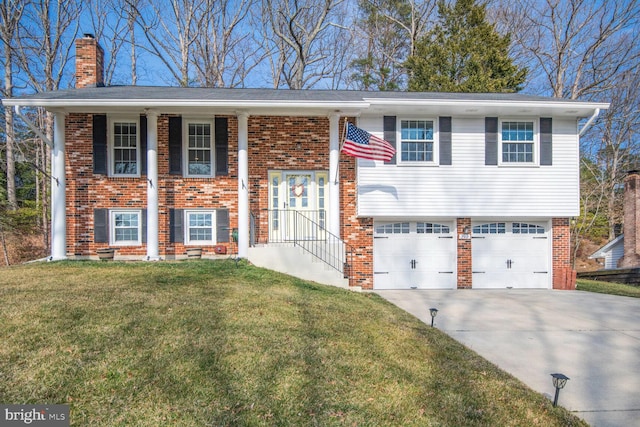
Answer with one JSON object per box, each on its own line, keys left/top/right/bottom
{"left": 0, "top": 261, "right": 585, "bottom": 426}
{"left": 577, "top": 278, "right": 640, "bottom": 298}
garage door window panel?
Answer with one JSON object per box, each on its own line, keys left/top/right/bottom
{"left": 417, "top": 222, "right": 450, "bottom": 234}
{"left": 375, "top": 222, "right": 410, "bottom": 234}
{"left": 512, "top": 223, "right": 545, "bottom": 234}
{"left": 473, "top": 223, "right": 506, "bottom": 234}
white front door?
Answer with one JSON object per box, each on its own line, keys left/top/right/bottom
{"left": 472, "top": 221, "right": 550, "bottom": 289}
{"left": 374, "top": 221, "right": 457, "bottom": 289}
{"left": 268, "top": 171, "right": 328, "bottom": 241}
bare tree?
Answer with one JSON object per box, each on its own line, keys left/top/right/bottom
{"left": 133, "top": 0, "right": 204, "bottom": 86}
{"left": 588, "top": 70, "right": 640, "bottom": 239}
{"left": 192, "top": 0, "right": 261, "bottom": 87}
{"left": 86, "top": 0, "right": 141, "bottom": 86}
{"left": 260, "top": 0, "right": 352, "bottom": 89}
{"left": 13, "top": 0, "right": 82, "bottom": 249}
{"left": 498, "top": 0, "right": 640, "bottom": 99}
{"left": 0, "top": 0, "right": 26, "bottom": 210}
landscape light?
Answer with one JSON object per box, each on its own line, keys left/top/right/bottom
{"left": 429, "top": 308, "right": 438, "bottom": 327}
{"left": 550, "top": 373, "right": 569, "bottom": 407}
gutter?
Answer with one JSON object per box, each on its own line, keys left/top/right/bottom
{"left": 13, "top": 105, "right": 53, "bottom": 148}
{"left": 579, "top": 108, "right": 600, "bottom": 137}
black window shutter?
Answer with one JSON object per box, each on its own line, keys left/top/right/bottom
{"left": 169, "top": 116, "right": 182, "bottom": 175}
{"left": 540, "top": 118, "right": 552, "bottom": 166}
{"left": 169, "top": 209, "right": 184, "bottom": 243}
{"left": 93, "top": 115, "right": 108, "bottom": 174}
{"left": 94, "top": 208, "right": 108, "bottom": 243}
{"left": 439, "top": 117, "right": 452, "bottom": 165}
{"left": 140, "top": 115, "right": 147, "bottom": 175}
{"left": 141, "top": 209, "right": 147, "bottom": 244}
{"left": 485, "top": 117, "right": 498, "bottom": 166}
{"left": 215, "top": 117, "right": 229, "bottom": 176}
{"left": 217, "top": 209, "right": 230, "bottom": 243}
{"left": 383, "top": 116, "right": 397, "bottom": 165}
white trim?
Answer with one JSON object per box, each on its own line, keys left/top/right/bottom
{"left": 108, "top": 116, "right": 140, "bottom": 177}
{"left": 184, "top": 210, "right": 217, "bottom": 245}
{"left": 109, "top": 209, "right": 142, "bottom": 246}
{"left": 51, "top": 113, "right": 67, "bottom": 260}
{"left": 498, "top": 118, "right": 539, "bottom": 167}
{"left": 146, "top": 111, "right": 160, "bottom": 260}
{"left": 182, "top": 117, "right": 215, "bottom": 178}
{"left": 328, "top": 113, "right": 340, "bottom": 237}
{"left": 237, "top": 112, "right": 249, "bottom": 258}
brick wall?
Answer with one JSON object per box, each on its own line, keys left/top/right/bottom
{"left": 66, "top": 113, "right": 238, "bottom": 257}
{"left": 75, "top": 36, "right": 104, "bottom": 88}
{"left": 619, "top": 171, "right": 640, "bottom": 268}
{"left": 456, "top": 218, "right": 472, "bottom": 289}
{"left": 552, "top": 217, "right": 576, "bottom": 289}
{"left": 64, "top": 114, "right": 370, "bottom": 275}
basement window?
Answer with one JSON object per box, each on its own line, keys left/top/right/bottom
{"left": 110, "top": 210, "right": 142, "bottom": 245}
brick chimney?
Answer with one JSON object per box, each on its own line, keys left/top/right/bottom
{"left": 75, "top": 34, "right": 104, "bottom": 88}
{"left": 618, "top": 170, "right": 640, "bottom": 268}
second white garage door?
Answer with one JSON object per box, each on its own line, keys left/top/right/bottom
{"left": 472, "top": 221, "right": 551, "bottom": 289}
{"left": 374, "top": 221, "right": 457, "bottom": 290}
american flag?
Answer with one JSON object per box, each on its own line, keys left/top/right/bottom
{"left": 341, "top": 122, "right": 396, "bottom": 161}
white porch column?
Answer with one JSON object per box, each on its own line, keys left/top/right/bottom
{"left": 51, "top": 112, "right": 67, "bottom": 260}
{"left": 237, "top": 112, "right": 249, "bottom": 258}
{"left": 146, "top": 110, "right": 160, "bottom": 260}
{"left": 328, "top": 113, "right": 341, "bottom": 237}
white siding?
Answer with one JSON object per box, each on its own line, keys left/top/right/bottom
{"left": 605, "top": 240, "right": 625, "bottom": 269}
{"left": 356, "top": 115, "right": 580, "bottom": 218}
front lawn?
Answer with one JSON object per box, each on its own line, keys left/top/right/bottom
{"left": 577, "top": 278, "right": 640, "bottom": 298}
{"left": 0, "top": 261, "right": 585, "bottom": 426}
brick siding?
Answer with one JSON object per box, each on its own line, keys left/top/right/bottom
{"left": 552, "top": 217, "right": 576, "bottom": 289}
{"left": 456, "top": 218, "right": 472, "bottom": 289}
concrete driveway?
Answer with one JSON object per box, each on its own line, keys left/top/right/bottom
{"left": 375, "top": 289, "right": 640, "bottom": 427}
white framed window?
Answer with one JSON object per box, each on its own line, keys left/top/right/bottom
{"left": 185, "top": 210, "right": 216, "bottom": 245}
{"left": 500, "top": 120, "right": 537, "bottom": 165}
{"left": 183, "top": 118, "right": 214, "bottom": 177}
{"left": 399, "top": 118, "right": 438, "bottom": 164}
{"left": 109, "top": 117, "right": 140, "bottom": 176}
{"left": 110, "top": 210, "right": 142, "bottom": 245}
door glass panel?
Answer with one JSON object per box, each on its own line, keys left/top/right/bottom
{"left": 288, "top": 174, "right": 310, "bottom": 209}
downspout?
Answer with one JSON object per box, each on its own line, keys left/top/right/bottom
{"left": 14, "top": 105, "right": 53, "bottom": 147}
{"left": 579, "top": 108, "right": 600, "bottom": 137}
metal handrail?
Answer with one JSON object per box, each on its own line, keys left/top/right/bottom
{"left": 265, "top": 209, "right": 354, "bottom": 281}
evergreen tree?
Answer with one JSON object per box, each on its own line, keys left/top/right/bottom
{"left": 405, "top": 0, "right": 526, "bottom": 93}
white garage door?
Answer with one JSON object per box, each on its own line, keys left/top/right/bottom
{"left": 472, "top": 221, "right": 550, "bottom": 289}
{"left": 374, "top": 221, "right": 456, "bottom": 290}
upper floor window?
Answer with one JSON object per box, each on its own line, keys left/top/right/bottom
{"left": 184, "top": 119, "right": 214, "bottom": 177}
{"left": 400, "top": 119, "right": 436, "bottom": 163}
{"left": 110, "top": 118, "right": 139, "bottom": 176}
{"left": 501, "top": 121, "right": 535, "bottom": 164}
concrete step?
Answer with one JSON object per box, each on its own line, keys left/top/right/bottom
{"left": 248, "top": 244, "right": 349, "bottom": 289}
